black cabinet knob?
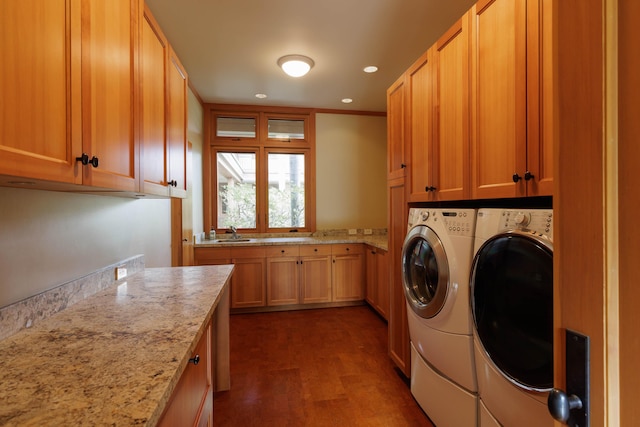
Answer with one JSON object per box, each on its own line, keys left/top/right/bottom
{"left": 76, "top": 153, "right": 99, "bottom": 168}
{"left": 400, "top": 163, "right": 406, "bottom": 169}
{"left": 425, "top": 186, "right": 437, "bottom": 192}
{"left": 512, "top": 173, "right": 522, "bottom": 183}
{"left": 524, "top": 170, "right": 535, "bottom": 181}
{"left": 168, "top": 180, "right": 178, "bottom": 187}
{"left": 188, "top": 354, "right": 200, "bottom": 365}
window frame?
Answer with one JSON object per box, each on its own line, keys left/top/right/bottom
{"left": 205, "top": 105, "right": 316, "bottom": 234}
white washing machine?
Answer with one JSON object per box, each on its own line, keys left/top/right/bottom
{"left": 471, "top": 209, "right": 554, "bottom": 427}
{"left": 401, "top": 208, "right": 478, "bottom": 427}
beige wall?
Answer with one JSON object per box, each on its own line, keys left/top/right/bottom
{"left": 0, "top": 88, "right": 204, "bottom": 309}
{"left": 316, "top": 113, "right": 387, "bottom": 229}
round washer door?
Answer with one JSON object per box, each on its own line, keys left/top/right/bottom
{"left": 471, "top": 230, "right": 554, "bottom": 391}
{"left": 401, "top": 224, "right": 450, "bottom": 319}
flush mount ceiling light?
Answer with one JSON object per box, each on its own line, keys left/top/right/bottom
{"left": 363, "top": 65, "right": 378, "bottom": 73}
{"left": 277, "top": 55, "right": 314, "bottom": 77}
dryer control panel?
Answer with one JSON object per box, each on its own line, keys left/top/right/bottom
{"left": 499, "top": 209, "right": 553, "bottom": 236}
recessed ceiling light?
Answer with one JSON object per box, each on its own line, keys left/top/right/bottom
{"left": 255, "top": 93, "right": 267, "bottom": 99}
{"left": 363, "top": 66, "right": 378, "bottom": 73}
{"left": 277, "top": 55, "right": 314, "bottom": 77}
{"left": 342, "top": 98, "right": 353, "bottom": 104}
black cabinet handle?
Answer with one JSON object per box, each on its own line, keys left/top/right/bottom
{"left": 512, "top": 173, "right": 522, "bottom": 183}
{"left": 189, "top": 354, "right": 200, "bottom": 365}
{"left": 425, "top": 186, "right": 437, "bottom": 192}
{"left": 76, "top": 153, "right": 99, "bottom": 168}
{"left": 524, "top": 171, "right": 535, "bottom": 181}
{"left": 168, "top": 180, "right": 178, "bottom": 187}
{"left": 400, "top": 163, "right": 406, "bottom": 168}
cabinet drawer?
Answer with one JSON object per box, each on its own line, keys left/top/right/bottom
{"left": 332, "top": 244, "right": 364, "bottom": 256}
{"left": 159, "top": 322, "right": 211, "bottom": 426}
{"left": 231, "top": 247, "right": 266, "bottom": 259}
{"left": 299, "top": 245, "right": 332, "bottom": 257}
{"left": 265, "top": 245, "right": 300, "bottom": 258}
{"left": 194, "top": 247, "right": 232, "bottom": 264}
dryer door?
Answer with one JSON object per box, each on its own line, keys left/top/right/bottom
{"left": 471, "top": 230, "right": 554, "bottom": 391}
{"left": 401, "top": 224, "right": 450, "bottom": 319}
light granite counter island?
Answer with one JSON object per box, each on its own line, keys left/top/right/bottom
{"left": 0, "top": 265, "right": 233, "bottom": 426}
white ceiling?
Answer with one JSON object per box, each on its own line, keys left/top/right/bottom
{"left": 145, "top": 0, "right": 477, "bottom": 112}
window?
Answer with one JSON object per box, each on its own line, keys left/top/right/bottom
{"left": 267, "top": 152, "right": 305, "bottom": 228}
{"left": 216, "top": 151, "right": 257, "bottom": 229}
{"left": 208, "top": 108, "right": 315, "bottom": 233}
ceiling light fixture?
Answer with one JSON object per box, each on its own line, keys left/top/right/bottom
{"left": 363, "top": 65, "right": 378, "bottom": 73}
{"left": 341, "top": 98, "right": 353, "bottom": 104}
{"left": 255, "top": 93, "right": 267, "bottom": 99}
{"left": 277, "top": 55, "right": 314, "bottom": 77}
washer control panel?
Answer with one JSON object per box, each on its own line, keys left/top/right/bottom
{"left": 408, "top": 209, "right": 476, "bottom": 237}
{"left": 499, "top": 209, "right": 553, "bottom": 236}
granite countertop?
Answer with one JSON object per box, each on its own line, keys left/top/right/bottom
{"left": 0, "top": 265, "right": 234, "bottom": 427}
{"left": 196, "top": 234, "right": 388, "bottom": 251}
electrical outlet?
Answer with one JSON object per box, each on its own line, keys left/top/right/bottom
{"left": 348, "top": 229, "right": 357, "bottom": 235}
{"left": 116, "top": 267, "right": 127, "bottom": 280}
{"left": 364, "top": 228, "right": 373, "bottom": 235}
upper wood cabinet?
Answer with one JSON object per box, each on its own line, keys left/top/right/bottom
{"left": 140, "top": 6, "right": 188, "bottom": 198}
{"left": 0, "top": 0, "right": 140, "bottom": 192}
{"left": 433, "top": 13, "right": 471, "bottom": 201}
{"left": 80, "top": 0, "right": 139, "bottom": 192}
{"left": 407, "top": 13, "right": 471, "bottom": 203}
{"left": 140, "top": 5, "right": 169, "bottom": 196}
{"left": 1, "top": 0, "right": 189, "bottom": 198}
{"left": 406, "top": 48, "right": 435, "bottom": 202}
{"left": 167, "top": 47, "right": 188, "bottom": 198}
{"left": 0, "top": 0, "right": 82, "bottom": 184}
{"left": 470, "top": 0, "right": 553, "bottom": 198}
{"left": 387, "top": 76, "right": 407, "bottom": 180}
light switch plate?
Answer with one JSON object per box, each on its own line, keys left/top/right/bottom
{"left": 348, "top": 229, "right": 357, "bottom": 235}
{"left": 364, "top": 229, "right": 373, "bottom": 235}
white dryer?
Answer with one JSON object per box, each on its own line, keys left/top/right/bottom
{"left": 401, "top": 208, "right": 478, "bottom": 427}
{"left": 471, "top": 209, "right": 554, "bottom": 427}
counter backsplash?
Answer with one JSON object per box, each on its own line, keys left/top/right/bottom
{"left": 0, "top": 255, "right": 145, "bottom": 341}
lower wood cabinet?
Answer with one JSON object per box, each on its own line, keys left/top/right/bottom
{"left": 299, "top": 245, "right": 333, "bottom": 304}
{"left": 331, "top": 244, "right": 365, "bottom": 302}
{"left": 366, "top": 246, "right": 389, "bottom": 320}
{"left": 195, "top": 243, "right": 369, "bottom": 310}
{"left": 194, "top": 247, "right": 265, "bottom": 309}
{"left": 159, "top": 321, "right": 213, "bottom": 427}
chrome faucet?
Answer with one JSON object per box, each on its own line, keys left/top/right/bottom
{"left": 230, "top": 226, "right": 240, "bottom": 240}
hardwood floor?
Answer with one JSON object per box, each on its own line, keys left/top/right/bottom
{"left": 213, "top": 305, "right": 434, "bottom": 426}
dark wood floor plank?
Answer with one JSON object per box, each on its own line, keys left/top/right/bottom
{"left": 214, "top": 306, "right": 433, "bottom": 426}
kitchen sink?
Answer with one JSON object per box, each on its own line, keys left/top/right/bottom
{"left": 214, "top": 238, "right": 252, "bottom": 243}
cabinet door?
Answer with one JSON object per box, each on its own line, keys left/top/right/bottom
{"left": 80, "top": 0, "right": 139, "bottom": 191}
{"left": 140, "top": 5, "right": 169, "bottom": 196}
{"left": 266, "top": 256, "right": 300, "bottom": 306}
{"left": 375, "top": 249, "right": 390, "bottom": 320}
{"left": 167, "top": 47, "right": 188, "bottom": 198}
{"left": 365, "top": 248, "right": 377, "bottom": 306}
{"left": 300, "top": 256, "right": 332, "bottom": 304}
{"left": 388, "top": 177, "right": 410, "bottom": 376}
{"left": 470, "top": 0, "right": 528, "bottom": 199}
{"left": 332, "top": 244, "right": 364, "bottom": 302}
{"left": 387, "top": 75, "right": 407, "bottom": 180}
{"left": 434, "top": 13, "right": 471, "bottom": 201}
{"left": 0, "top": 0, "right": 82, "bottom": 184}
{"left": 406, "top": 48, "right": 436, "bottom": 203}
{"left": 230, "top": 247, "right": 266, "bottom": 309}
{"left": 526, "top": 0, "right": 553, "bottom": 197}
